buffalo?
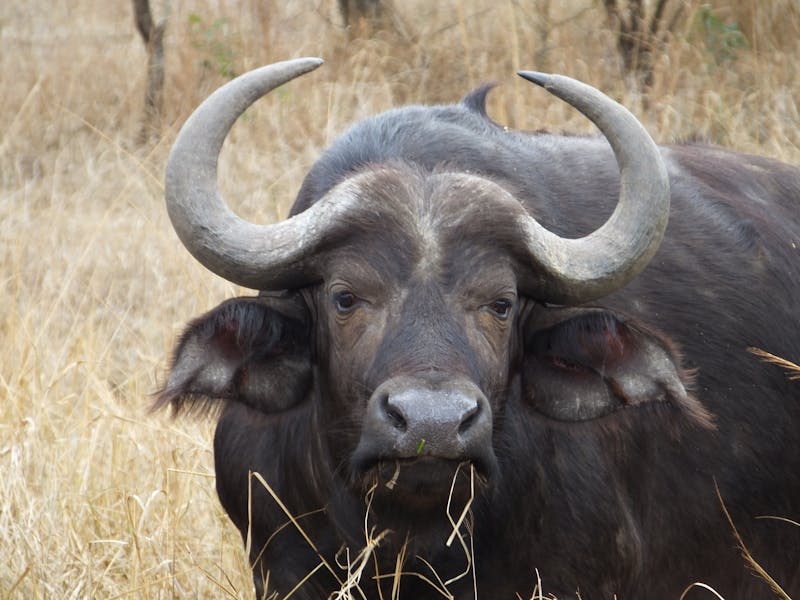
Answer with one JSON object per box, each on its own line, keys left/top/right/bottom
{"left": 156, "top": 58, "right": 800, "bottom": 598}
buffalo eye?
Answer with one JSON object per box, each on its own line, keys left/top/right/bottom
{"left": 333, "top": 290, "right": 360, "bottom": 315}
{"left": 485, "top": 298, "right": 514, "bottom": 320}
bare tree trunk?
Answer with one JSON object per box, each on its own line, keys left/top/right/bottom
{"left": 338, "top": 0, "right": 391, "bottom": 38}
{"left": 602, "top": 0, "right": 688, "bottom": 90}
{"left": 133, "top": 0, "right": 167, "bottom": 144}
{"left": 339, "top": 0, "right": 383, "bottom": 26}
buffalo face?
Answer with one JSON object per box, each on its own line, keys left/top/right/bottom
{"left": 299, "top": 168, "right": 530, "bottom": 510}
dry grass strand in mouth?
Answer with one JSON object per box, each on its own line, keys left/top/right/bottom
{"left": 445, "top": 462, "right": 476, "bottom": 549}
{"left": 444, "top": 462, "right": 477, "bottom": 593}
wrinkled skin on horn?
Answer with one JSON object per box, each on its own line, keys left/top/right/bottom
{"left": 165, "top": 59, "right": 669, "bottom": 303}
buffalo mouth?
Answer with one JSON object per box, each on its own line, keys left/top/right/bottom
{"left": 355, "top": 455, "right": 492, "bottom": 512}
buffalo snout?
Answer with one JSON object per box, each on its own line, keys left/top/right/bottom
{"left": 352, "top": 376, "right": 496, "bottom": 480}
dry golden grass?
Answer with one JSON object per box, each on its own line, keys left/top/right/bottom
{"left": 1, "top": 0, "right": 798, "bottom": 597}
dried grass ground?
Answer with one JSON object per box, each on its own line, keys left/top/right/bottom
{"left": 1, "top": 1, "right": 798, "bottom": 597}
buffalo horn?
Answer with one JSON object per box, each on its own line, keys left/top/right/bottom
{"left": 165, "top": 57, "right": 352, "bottom": 290}
{"left": 517, "top": 71, "right": 670, "bottom": 304}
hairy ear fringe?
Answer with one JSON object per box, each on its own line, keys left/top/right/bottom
{"left": 152, "top": 296, "right": 311, "bottom": 418}
{"left": 151, "top": 389, "right": 226, "bottom": 419}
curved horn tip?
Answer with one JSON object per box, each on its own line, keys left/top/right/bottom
{"left": 299, "top": 56, "right": 324, "bottom": 69}
{"left": 278, "top": 56, "right": 324, "bottom": 77}
{"left": 515, "top": 69, "right": 669, "bottom": 304}
{"left": 164, "top": 56, "right": 329, "bottom": 291}
{"left": 517, "top": 70, "right": 550, "bottom": 88}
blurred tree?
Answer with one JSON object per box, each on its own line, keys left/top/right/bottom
{"left": 338, "top": 0, "right": 394, "bottom": 37}
{"left": 601, "top": 0, "right": 689, "bottom": 89}
{"left": 338, "top": 0, "right": 383, "bottom": 27}
{"left": 336, "top": 0, "right": 412, "bottom": 44}
{"left": 133, "top": 0, "right": 167, "bottom": 143}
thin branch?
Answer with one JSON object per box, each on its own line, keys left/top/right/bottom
{"left": 132, "top": 0, "right": 167, "bottom": 144}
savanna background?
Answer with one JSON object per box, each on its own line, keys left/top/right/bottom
{"left": 1, "top": 0, "right": 798, "bottom": 597}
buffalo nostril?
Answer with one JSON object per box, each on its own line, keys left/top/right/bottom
{"left": 458, "top": 404, "right": 480, "bottom": 435}
{"left": 382, "top": 394, "right": 407, "bottom": 432}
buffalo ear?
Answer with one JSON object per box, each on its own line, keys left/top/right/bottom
{"left": 522, "top": 307, "right": 713, "bottom": 427}
{"left": 155, "top": 294, "right": 311, "bottom": 415}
